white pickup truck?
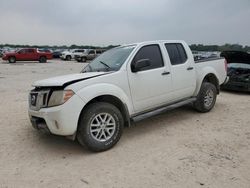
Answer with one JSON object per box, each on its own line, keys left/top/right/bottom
{"left": 60, "top": 49, "right": 86, "bottom": 61}
{"left": 28, "top": 40, "right": 227, "bottom": 152}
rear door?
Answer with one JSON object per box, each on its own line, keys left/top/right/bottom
{"left": 27, "top": 49, "right": 37, "bottom": 60}
{"left": 165, "top": 43, "right": 196, "bottom": 100}
{"left": 128, "top": 44, "right": 173, "bottom": 113}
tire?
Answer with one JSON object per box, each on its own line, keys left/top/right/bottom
{"left": 77, "top": 102, "right": 124, "bottom": 152}
{"left": 39, "top": 56, "right": 47, "bottom": 63}
{"left": 8, "top": 56, "right": 16, "bottom": 63}
{"left": 81, "top": 57, "right": 87, "bottom": 62}
{"left": 194, "top": 82, "right": 217, "bottom": 113}
{"left": 66, "top": 55, "right": 71, "bottom": 61}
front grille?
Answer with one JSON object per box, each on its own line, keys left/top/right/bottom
{"left": 29, "top": 89, "right": 50, "bottom": 111}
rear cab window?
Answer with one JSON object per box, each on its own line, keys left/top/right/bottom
{"left": 165, "top": 43, "right": 187, "bottom": 65}
{"left": 28, "top": 49, "right": 35, "bottom": 53}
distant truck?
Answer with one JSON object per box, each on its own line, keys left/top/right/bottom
{"left": 75, "top": 49, "right": 106, "bottom": 62}
{"left": 60, "top": 49, "right": 87, "bottom": 61}
{"left": 2, "top": 48, "right": 53, "bottom": 63}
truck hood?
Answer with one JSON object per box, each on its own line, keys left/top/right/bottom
{"left": 221, "top": 51, "right": 250, "bottom": 64}
{"left": 3, "top": 52, "right": 16, "bottom": 56}
{"left": 32, "top": 72, "right": 108, "bottom": 87}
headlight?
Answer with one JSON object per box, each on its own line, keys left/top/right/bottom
{"left": 48, "top": 90, "right": 74, "bottom": 107}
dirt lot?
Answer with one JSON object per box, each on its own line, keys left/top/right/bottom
{"left": 0, "top": 59, "right": 249, "bottom": 188}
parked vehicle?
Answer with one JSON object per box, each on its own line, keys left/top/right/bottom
{"left": 60, "top": 49, "right": 86, "bottom": 61}
{"left": 192, "top": 51, "right": 220, "bottom": 61}
{"left": 221, "top": 51, "right": 250, "bottom": 92}
{"left": 192, "top": 51, "right": 203, "bottom": 61}
{"left": 0, "top": 49, "right": 3, "bottom": 58}
{"left": 38, "top": 49, "right": 52, "bottom": 53}
{"left": 52, "top": 49, "right": 64, "bottom": 59}
{"left": 75, "top": 49, "right": 106, "bottom": 62}
{"left": 28, "top": 40, "right": 227, "bottom": 152}
{"left": 2, "top": 48, "right": 53, "bottom": 63}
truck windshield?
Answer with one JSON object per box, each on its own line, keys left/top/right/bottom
{"left": 81, "top": 45, "right": 135, "bottom": 73}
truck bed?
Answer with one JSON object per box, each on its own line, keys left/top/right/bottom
{"left": 195, "top": 57, "right": 224, "bottom": 64}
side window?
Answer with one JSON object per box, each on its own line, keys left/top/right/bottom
{"left": 132, "top": 44, "right": 164, "bottom": 72}
{"left": 28, "top": 49, "right": 34, "bottom": 53}
{"left": 89, "top": 50, "right": 95, "bottom": 54}
{"left": 19, "top": 49, "right": 26, "bottom": 54}
{"left": 96, "top": 50, "right": 102, "bottom": 54}
{"left": 79, "top": 50, "right": 85, "bottom": 53}
{"left": 165, "top": 43, "right": 187, "bottom": 65}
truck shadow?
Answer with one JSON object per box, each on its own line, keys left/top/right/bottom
{"left": 124, "top": 105, "right": 196, "bottom": 137}
{"left": 32, "top": 105, "right": 197, "bottom": 155}
{"left": 34, "top": 131, "right": 91, "bottom": 155}
{"left": 221, "top": 90, "right": 249, "bottom": 95}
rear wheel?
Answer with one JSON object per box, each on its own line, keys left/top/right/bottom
{"left": 66, "top": 55, "right": 71, "bottom": 61}
{"left": 39, "top": 56, "right": 47, "bottom": 63}
{"left": 194, "top": 82, "right": 217, "bottom": 112}
{"left": 81, "top": 57, "right": 87, "bottom": 62}
{"left": 77, "top": 102, "right": 124, "bottom": 152}
{"left": 8, "top": 56, "right": 16, "bottom": 63}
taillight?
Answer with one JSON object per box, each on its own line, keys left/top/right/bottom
{"left": 224, "top": 59, "right": 228, "bottom": 73}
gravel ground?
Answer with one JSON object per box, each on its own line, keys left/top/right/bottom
{"left": 0, "top": 59, "right": 250, "bottom": 188}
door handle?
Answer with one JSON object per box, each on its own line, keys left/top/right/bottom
{"left": 162, "top": 71, "right": 170, "bottom": 75}
{"left": 187, "top": 67, "right": 194, "bottom": 70}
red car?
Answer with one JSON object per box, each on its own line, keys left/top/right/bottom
{"left": 2, "top": 48, "right": 53, "bottom": 63}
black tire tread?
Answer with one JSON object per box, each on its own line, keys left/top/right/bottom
{"left": 194, "top": 82, "right": 217, "bottom": 113}
{"left": 77, "top": 102, "right": 124, "bottom": 152}
{"left": 8, "top": 56, "right": 16, "bottom": 63}
{"left": 39, "top": 56, "right": 47, "bottom": 63}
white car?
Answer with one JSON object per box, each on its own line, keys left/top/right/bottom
{"left": 28, "top": 40, "right": 228, "bottom": 152}
{"left": 60, "top": 49, "right": 87, "bottom": 61}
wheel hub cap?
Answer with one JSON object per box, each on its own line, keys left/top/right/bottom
{"left": 90, "top": 113, "right": 116, "bottom": 142}
{"left": 204, "top": 89, "right": 214, "bottom": 108}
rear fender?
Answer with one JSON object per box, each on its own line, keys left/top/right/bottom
{"left": 194, "top": 67, "right": 219, "bottom": 96}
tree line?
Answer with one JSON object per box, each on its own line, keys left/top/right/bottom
{"left": 0, "top": 44, "right": 119, "bottom": 50}
{"left": 190, "top": 44, "right": 250, "bottom": 52}
{"left": 0, "top": 43, "right": 249, "bottom": 52}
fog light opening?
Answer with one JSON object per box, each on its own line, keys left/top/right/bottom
{"left": 55, "top": 121, "right": 59, "bottom": 129}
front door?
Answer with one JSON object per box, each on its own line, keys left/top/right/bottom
{"left": 128, "top": 44, "right": 173, "bottom": 113}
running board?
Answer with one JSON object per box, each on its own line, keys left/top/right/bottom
{"left": 131, "top": 97, "right": 197, "bottom": 123}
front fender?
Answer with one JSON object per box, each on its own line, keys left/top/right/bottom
{"left": 75, "top": 83, "right": 134, "bottom": 115}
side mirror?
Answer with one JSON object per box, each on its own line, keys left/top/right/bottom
{"left": 131, "top": 59, "right": 151, "bottom": 72}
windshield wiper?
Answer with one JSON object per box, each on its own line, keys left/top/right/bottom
{"left": 99, "top": 61, "right": 111, "bottom": 70}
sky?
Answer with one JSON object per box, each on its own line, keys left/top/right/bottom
{"left": 0, "top": 0, "right": 249, "bottom": 46}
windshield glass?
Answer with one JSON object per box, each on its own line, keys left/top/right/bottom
{"left": 228, "top": 63, "right": 250, "bottom": 69}
{"left": 82, "top": 45, "right": 135, "bottom": 72}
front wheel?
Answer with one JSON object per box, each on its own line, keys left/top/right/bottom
{"left": 66, "top": 55, "right": 71, "bottom": 61}
{"left": 9, "top": 56, "right": 16, "bottom": 63}
{"left": 77, "top": 102, "right": 124, "bottom": 152}
{"left": 194, "top": 82, "right": 217, "bottom": 113}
